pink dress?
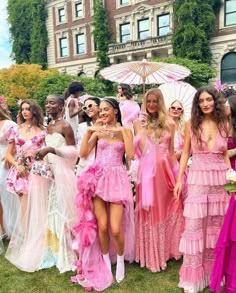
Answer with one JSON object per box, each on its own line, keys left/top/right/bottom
{"left": 6, "top": 126, "right": 46, "bottom": 196}
{"left": 179, "top": 131, "right": 230, "bottom": 293}
{"left": 135, "top": 132, "right": 184, "bottom": 272}
{"left": 72, "top": 139, "right": 134, "bottom": 291}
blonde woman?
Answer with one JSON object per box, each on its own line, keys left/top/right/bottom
{"left": 134, "top": 88, "right": 184, "bottom": 272}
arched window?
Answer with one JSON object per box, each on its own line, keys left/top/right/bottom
{"left": 221, "top": 52, "right": 236, "bottom": 83}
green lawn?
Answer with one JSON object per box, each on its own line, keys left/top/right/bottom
{"left": 0, "top": 240, "right": 211, "bottom": 293}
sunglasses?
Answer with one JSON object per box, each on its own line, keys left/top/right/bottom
{"left": 170, "top": 106, "right": 183, "bottom": 111}
{"left": 82, "top": 104, "right": 96, "bottom": 111}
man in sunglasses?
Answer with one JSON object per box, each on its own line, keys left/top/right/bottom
{"left": 64, "top": 81, "right": 84, "bottom": 141}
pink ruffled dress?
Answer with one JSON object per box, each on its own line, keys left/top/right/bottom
{"left": 135, "top": 132, "right": 184, "bottom": 272}
{"left": 179, "top": 130, "right": 230, "bottom": 293}
{"left": 6, "top": 126, "right": 46, "bottom": 196}
{"left": 72, "top": 139, "right": 134, "bottom": 291}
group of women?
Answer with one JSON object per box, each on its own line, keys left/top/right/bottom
{"left": 0, "top": 83, "right": 235, "bottom": 293}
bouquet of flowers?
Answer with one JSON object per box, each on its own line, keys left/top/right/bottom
{"left": 224, "top": 169, "right": 236, "bottom": 192}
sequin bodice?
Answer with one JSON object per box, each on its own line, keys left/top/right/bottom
{"left": 96, "top": 139, "right": 124, "bottom": 166}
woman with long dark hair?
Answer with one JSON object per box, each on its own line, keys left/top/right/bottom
{"left": 5, "top": 94, "right": 78, "bottom": 273}
{"left": 72, "top": 98, "right": 135, "bottom": 291}
{"left": 174, "top": 86, "right": 231, "bottom": 293}
{"left": 6, "top": 99, "right": 45, "bottom": 213}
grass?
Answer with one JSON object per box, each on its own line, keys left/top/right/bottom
{"left": 0, "top": 240, "right": 212, "bottom": 293}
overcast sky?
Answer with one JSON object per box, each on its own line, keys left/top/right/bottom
{"left": 0, "top": 0, "right": 14, "bottom": 69}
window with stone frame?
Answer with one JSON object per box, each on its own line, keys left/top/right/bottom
{"left": 120, "top": 0, "right": 129, "bottom": 5}
{"left": 58, "top": 8, "right": 65, "bottom": 22}
{"left": 138, "top": 18, "right": 149, "bottom": 40}
{"left": 76, "top": 33, "right": 85, "bottom": 54}
{"left": 120, "top": 23, "right": 131, "bottom": 43}
{"left": 221, "top": 52, "right": 236, "bottom": 83}
{"left": 225, "top": 0, "right": 236, "bottom": 26}
{"left": 75, "top": 1, "right": 83, "bottom": 18}
{"left": 157, "top": 14, "right": 170, "bottom": 36}
{"left": 59, "top": 37, "right": 68, "bottom": 57}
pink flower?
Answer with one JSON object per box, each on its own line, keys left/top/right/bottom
{"left": 215, "top": 80, "right": 227, "bottom": 91}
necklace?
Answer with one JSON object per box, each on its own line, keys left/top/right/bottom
{"left": 24, "top": 123, "right": 33, "bottom": 133}
{"left": 49, "top": 117, "right": 63, "bottom": 125}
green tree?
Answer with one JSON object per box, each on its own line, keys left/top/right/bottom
{"left": 30, "top": 0, "right": 48, "bottom": 68}
{"left": 7, "top": 0, "right": 48, "bottom": 67}
{"left": 93, "top": 0, "right": 110, "bottom": 69}
{"left": 172, "top": 0, "right": 220, "bottom": 64}
{"left": 8, "top": 0, "right": 32, "bottom": 63}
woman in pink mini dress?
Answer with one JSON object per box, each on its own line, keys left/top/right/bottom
{"left": 72, "top": 98, "right": 135, "bottom": 291}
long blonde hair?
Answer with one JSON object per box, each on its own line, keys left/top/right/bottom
{"left": 143, "top": 88, "right": 168, "bottom": 130}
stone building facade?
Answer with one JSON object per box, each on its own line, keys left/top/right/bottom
{"left": 45, "top": 0, "right": 236, "bottom": 84}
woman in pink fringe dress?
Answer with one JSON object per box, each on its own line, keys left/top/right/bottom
{"left": 174, "top": 86, "right": 231, "bottom": 293}
{"left": 71, "top": 98, "right": 135, "bottom": 291}
{"left": 210, "top": 94, "right": 236, "bottom": 293}
{"left": 134, "top": 88, "right": 184, "bottom": 272}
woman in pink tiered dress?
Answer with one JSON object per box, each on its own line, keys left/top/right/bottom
{"left": 174, "top": 86, "right": 231, "bottom": 293}
{"left": 134, "top": 88, "right": 184, "bottom": 272}
{"left": 72, "top": 98, "right": 135, "bottom": 291}
{"left": 210, "top": 94, "right": 236, "bottom": 293}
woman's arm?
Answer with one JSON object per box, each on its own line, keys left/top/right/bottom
{"left": 223, "top": 150, "right": 231, "bottom": 168}
{"left": 80, "top": 128, "right": 98, "bottom": 158}
{"left": 168, "top": 120, "right": 177, "bottom": 162}
{"left": 63, "top": 123, "right": 76, "bottom": 146}
{"left": 6, "top": 142, "right": 17, "bottom": 166}
{"left": 121, "top": 128, "right": 135, "bottom": 160}
{"left": 174, "top": 120, "right": 191, "bottom": 198}
{"left": 228, "top": 148, "right": 236, "bottom": 159}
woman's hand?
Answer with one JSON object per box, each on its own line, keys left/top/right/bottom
{"left": 16, "top": 164, "right": 27, "bottom": 177}
{"left": 174, "top": 181, "right": 182, "bottom": 200}
{"left": 35, "top": 147, "right": 52, "bottom": 160}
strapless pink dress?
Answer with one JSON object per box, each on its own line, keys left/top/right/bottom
{"left": 72, "top": 139, "right": 134, "bottom": 291}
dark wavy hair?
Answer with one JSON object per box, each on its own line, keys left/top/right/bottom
{"left": 228, "top": 95, "right": 236, "bottom": 138}
{"left": 119, "top": 83, "right": 133, "bottom": 100}
{"left": 18, "top": 99, "right": 44, "bottom": 128}
{"left": 83, "top": 97, "right": 101, "bottom": 126}
{"left": 68, "top": 81, "right": 84, "bottom": 94}
{"left": 191, "top": 86, "right": 228, "bottom": 145}
{"left": 102, "top": 98, "right": 122, "bottom": 125}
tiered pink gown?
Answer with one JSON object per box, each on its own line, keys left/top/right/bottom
{"left": 72, "top": 139, "right": 134, "bottom": 291}
{"left": 179, "top": 131, "right": 230, "bottom": 293}
{"left": 135, "top": 132, "right": 184, "bottom": 272}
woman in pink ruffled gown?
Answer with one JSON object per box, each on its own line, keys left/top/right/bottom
{"left": 72, "top": 98, "right": 135, "bottom": 291}
{"left": 174, "top": 86, "right": 231, "bottom": 293}
{"left": 210, "top": 94, "right": 236, "bottom": 293}
{"left": 134, "top": 88, "right": 184, "bottom": 272}
{"left": 6, "top": 99, "right": 46, "bottom": 214}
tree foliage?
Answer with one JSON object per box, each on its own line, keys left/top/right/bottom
{"left": 153, "top": 57, "right": 216, "bottom": 88}
{"left": 172, "top": 0, "right": 220, "bottom": 64}
{"left": 7, "top": 0, "right": 48, "bottom": 67}
{"left": 93, "top": 0, "right": 110, "bottom": 69}
{"left": 0, "top": 64, "right": 49, "bottom": 106}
